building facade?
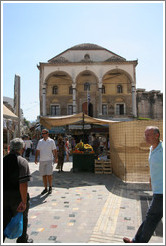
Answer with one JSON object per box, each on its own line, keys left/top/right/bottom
{"left": 38, "top": 43, "right": 138, "bottom": 121}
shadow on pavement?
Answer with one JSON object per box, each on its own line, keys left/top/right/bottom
{"left": 29, "top": 168, "right": 151, "bottom": 201}
{"left": 30, "top": 193, "right": 49, "bottom": 209}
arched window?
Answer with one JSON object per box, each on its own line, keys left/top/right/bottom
{"left": 52, "top": 86, "right": 58, "bottom": 94}
{"left": 84, "top": 82, "right": 90, "bottom": 91}
{"left": 84, "top": 54, "right": 90, "bottom": 60}
{"left": 117, "top": 85, "right": 123, "bottom": 93}
{"left": 69, "top": 86, "right": 73, "bottom": 95}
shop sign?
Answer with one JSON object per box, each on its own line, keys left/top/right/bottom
{"left": 69, "top": 125, "right": 91, "bottom": 130}
{"left": 49, "top": 126, "right": 66, "bottom": 134}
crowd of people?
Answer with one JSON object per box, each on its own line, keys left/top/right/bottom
{"left": 3, "top": 126, "right": 163, "bottom": 244}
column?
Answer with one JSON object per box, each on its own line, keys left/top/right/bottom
{"left": 72, "top": 79, "right": 77, "bottom": 114}
{"left": 98, "top": 78, "right": 103, "bottom": 116}
{"left": 42, "top": 87, "right": 46, "bottom": 116}
{"left": 132, "top": 85, "right": 137, "bottom": 117}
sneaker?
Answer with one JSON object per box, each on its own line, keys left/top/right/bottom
{"left": 27, "top": 238, "right": 34, "bottom": 243}
{"left": 48, "top": 187, "right": 52, "bottom": 194}
{"left": 41, "top": 188, "right": 48, "bottom": 195}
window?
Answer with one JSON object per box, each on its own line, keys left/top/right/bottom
{"left": 68, "top": 105, "right": 73, "bottom": 115}
{"left": 52, "top": 86, "right": 58, "bottom": 94}
{"left": 51, "top": 105, "right": 60, "bottom": 116}
{"left": 117, "top": 85, "right": 123, "bottom": 93}
{"left": 69, "top": 86, "right": 73, "bottom": 95}
{"left": 116, "top": 104, "right": 125, "bottom": 115}
{"left": 84, "top": 54, "right": 90, "bottom": 60}
{"left": 102, "top": 85, "right": 105, "bottom": 94}
{"left": 84, "top": 82, "right": 90, "bottom": 91}
{"left": 102, "top": 104, "right": 108, "bottom": 115}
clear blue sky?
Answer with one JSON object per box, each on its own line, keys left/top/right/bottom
{"left": 2, "top": 1, "right": 164, "bottom": 122}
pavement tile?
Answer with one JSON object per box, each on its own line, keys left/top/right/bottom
{"left": 4, "top": 155, "right": 163, "bottom": 244}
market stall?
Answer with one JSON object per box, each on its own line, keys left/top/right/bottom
{"left": 40, "top": 112, "right": 117, "bottom": 173}
{"left": 3, "top": 104, "right": 19, "bottom": 155}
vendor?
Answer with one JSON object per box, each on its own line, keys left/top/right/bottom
{"left": 91, "top": 134, "right": 100, "bottom": 159}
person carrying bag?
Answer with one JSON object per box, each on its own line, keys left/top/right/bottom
{"left": 3, "top": 138, "right": 33, "bottom": 243}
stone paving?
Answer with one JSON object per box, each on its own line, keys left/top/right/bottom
{"left": 4, "top": 155, "right": 163, "bottom": 244}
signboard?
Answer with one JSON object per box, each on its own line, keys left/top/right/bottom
{"left": 69, "top": 125, "right": 91, "bottom": 130}
{"left": 49, "top": 126, "right": 66, "bottom": 134}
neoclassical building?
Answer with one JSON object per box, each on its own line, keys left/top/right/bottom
{"left": 37, "top": 43, "right": 138, "bottom": 120}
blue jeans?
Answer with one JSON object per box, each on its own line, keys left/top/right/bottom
{"left": 133, "top": 194, "right": 163, "bottom": 243}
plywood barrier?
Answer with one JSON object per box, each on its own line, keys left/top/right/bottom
{"left": 109, "top": 120, "right": 163, "bottom": 182}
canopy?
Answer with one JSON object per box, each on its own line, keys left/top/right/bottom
{"left": 3, "top": 104, "right": 18, "bottom": 120}
{"left": 40, "top": 112, "right": 119, "bottom": 129}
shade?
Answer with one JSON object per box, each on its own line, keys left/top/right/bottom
{"left": 40, "top": 112, "right": 119, "bottom": 129}
{"left": 3, "top": 104, "right": 18, "bottom": 120}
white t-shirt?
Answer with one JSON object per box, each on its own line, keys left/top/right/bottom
{"left": 24, "top": 140, "right": 33, "bottom": 149}
{"left": 37, "top": 137, "right": 56, "bottom": 161}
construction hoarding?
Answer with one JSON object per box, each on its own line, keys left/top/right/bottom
{"left": 109, "top": 120, "right": 163, "bottom": 182}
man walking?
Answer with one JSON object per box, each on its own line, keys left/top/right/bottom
{"left": 35, "top": 129, "right": 57, "bottom": 195}
{"left": 3, "top": 138, "right": 33, "bottom": 243}
{"left": 123, "top": 126, "right": 163, "bottom": 243}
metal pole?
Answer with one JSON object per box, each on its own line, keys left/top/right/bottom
{"left": 83, "top": 112, "right": 85, "bottom": 147}
{"left": 87, "top": 88, "right": 88, "bottom": 115}
{"left": 124, "top": 132, "right": 126, "bottom": 182}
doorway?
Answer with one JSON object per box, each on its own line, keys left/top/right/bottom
{"left": 82, "top": 102, "right": 93, "bottom": 116}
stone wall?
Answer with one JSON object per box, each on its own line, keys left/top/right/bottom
{"left": 137, "top": 89, "right": 163, "bottom": 119}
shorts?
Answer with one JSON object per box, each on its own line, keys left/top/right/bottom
{"left": 39, "top": 161, "right": 53, "bottom": 176}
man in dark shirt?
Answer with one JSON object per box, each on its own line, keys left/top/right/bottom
{"left": 3, "top": 138, "right": 33, "bottom": 243}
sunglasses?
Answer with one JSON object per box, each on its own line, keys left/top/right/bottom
{"left": 42, "top": 132, "right": 48, "bottom": 134}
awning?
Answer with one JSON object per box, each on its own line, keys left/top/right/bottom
{"left": 3, "top": 104, "right": 18, "bottom": 120}
{"left": 40, "top": 112, "right": 119, "bottom": 129}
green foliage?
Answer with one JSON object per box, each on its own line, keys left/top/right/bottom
{"left": 24, "top": 118, "right": 30, "bottom": 127}
{"left": 137, "top": 117, "right": 151, "bottom": 120}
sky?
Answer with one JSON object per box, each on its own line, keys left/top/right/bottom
{"left": 2, "top": 1, "right": 165, "bottom": 122}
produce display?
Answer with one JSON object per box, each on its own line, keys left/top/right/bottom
{"left": 71, "top": 141, "right": 94, "bottom": 154}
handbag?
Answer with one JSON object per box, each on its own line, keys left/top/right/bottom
{"left": 4, "top": 212, "right": 23, "bottom": 239}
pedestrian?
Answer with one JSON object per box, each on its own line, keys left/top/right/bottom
{"left": 91, "top": 134, "right": 100, "bottom": 159}
{"left": 24, "top": 136, "right": 33, "bottom": 161}
{"left": 56, "top": 136, "right": 65, "bottom": 173}
{"left": 3, "top": 138, "right": 33, "bottom": 243}
{"left": 123, "top": 126, "right": 163, "bottom": 243}
{"left": 65, "top": 137, "right": 70, "bottom": 162}
{"left": 71, "top": 137, "right": 76, "bottom": 150}
{"left": 35, "top": 129, "right": 58, "bottom": 195}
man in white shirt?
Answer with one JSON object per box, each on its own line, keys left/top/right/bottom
{"left": 35, "top": 129, "right": 57, "bottom": 195}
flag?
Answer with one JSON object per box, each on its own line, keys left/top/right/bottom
{"left": 87, "top": 92, "right": 91, "bottom": 104}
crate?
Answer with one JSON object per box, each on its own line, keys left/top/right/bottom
{"left": 94, "top": 160, "right": 112, "bottom": 174}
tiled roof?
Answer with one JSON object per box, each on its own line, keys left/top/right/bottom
{"left": 69, "top": 43, "right": 105, "bottom": 50}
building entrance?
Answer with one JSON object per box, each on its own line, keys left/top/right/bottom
{"left": 82, "top": 102, "right": 93, "bottom": 117}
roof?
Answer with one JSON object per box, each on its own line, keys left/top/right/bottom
{"left": 69, "top": 43, "right": 107, "bottom": 50}
{"left": 48, "top": 43, "right": 126, "bottom": 63}
{"left": 3, "top": 104, "right": 18, "bottom": 119}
